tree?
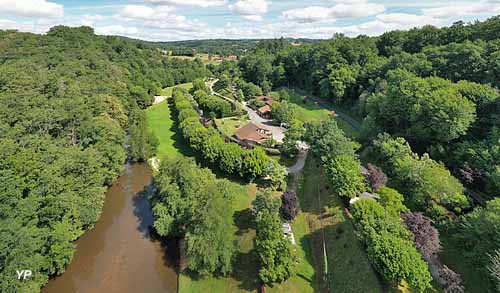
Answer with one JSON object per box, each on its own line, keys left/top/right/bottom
{"left": 401, "top": 212, "right": 440, "bottom": 260}
{"left": 450, "top": 198, "right": 500, "bottom": 277}
{"left": 150, "top": 158, "right": 236, "bottom": 276}
{"left": 368, "top": 232, "right": 433, "bottom": 292}
{"left": 264, "top": 159, "right": 287, "bottom": 191}
{"left": 242, "top": 147, "right": 269, "bottom": 179}
{"left": 253, "top": 190, "right": 296, "bottom": 284}
{"left": 365, "top": 69, "right": 476, "bottom": 145}
{"left": 128, "top": 109, "right": 159, "bottom": 162}
{"left": 378, "top": 187, "right": 408, "bottom": 216}
{"left": 305, "top": 117, "right": 359, "bottom": 160}
{"left": 363, "top": 163, "right": 387, "bottom": 192}
{"left": 439, "top": 265, "right": 465, "bottom": 293}
{"left": 271, "top": 101, "right": 298, "bottom": 125}
{"left": 324, "top": 154, "right": 366, "bottom": 199}
{"left": 280, "top": 191, "right": 300, "bottom": 221}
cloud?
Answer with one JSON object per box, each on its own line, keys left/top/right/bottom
{"left": 282, "top": 0, "right": 385, "bottom": 23}
{"left": 229, "top": 0, "right": 268, "bottom": 21}
{"left": 119, "top": 5, "right": 175, "bottom": 21}
{"left": 95, "top": 25, "right": 140, "bottom": 37}
{"left": 145, "top": 0, "right": 226, "bottom": 8}
{"left": 81, "top": 14, "right": 105, "bottom": 26}
{"left": 422, "top": 1, "right": 500, "bottom": 19}
{"left": 0, "top": 0, "right": 63, "bottom": 18}
{"left": 117, "top": 5, "right": 205, "bottom": 32}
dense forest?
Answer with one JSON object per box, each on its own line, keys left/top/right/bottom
{"left": 0, "top": 26, "right": 206, "bottom": 292}
{"left": 160, "top": 38, "right": 318, "bottom": 57}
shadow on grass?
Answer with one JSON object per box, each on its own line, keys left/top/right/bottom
{"left": 232, "top": 208, "right": 259, "bottom": 291}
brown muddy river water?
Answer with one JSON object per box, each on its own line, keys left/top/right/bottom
{"left": 42, "top": 163, "right": 178, "bottom": 293}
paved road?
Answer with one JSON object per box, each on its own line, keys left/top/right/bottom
{"left": 208, "top": 79, "right": 286, "bottom": 142}
{"left": 287, "top": 149, "right": 308, "bottom": 175}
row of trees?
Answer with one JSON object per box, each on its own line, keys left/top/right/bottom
{"left": 172, "top": 88, "right": 286, "bottom": 188}
{"left": 0, "top": 26, "right": 206, "bottom": 291}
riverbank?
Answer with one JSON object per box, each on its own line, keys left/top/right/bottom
{"left": 42, "top": 164, "right": 178, "bottom": 293}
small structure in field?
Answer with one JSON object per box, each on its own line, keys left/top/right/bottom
{"left": 282, "top": 223, "right": 296, "bottom": 245}
{"left": 233, "top": 122, "right": 272, "bottom": 147}
{"left": 349, "top": 192, "right": 380, "bottom": 205}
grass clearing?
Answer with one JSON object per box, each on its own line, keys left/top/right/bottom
{"left": 294, "top": 156, "right": 384, "bottom": 292}
{"left": 215, "top": 116, "right": 249, "bottom": 137}
{"left": 162, "top": 82, "right": 193, "bottom": 97}
{"left": 146, "top": 99, "right": 190, "bottom": 160}
{"left": 280, "top": 88, "right": 359, "bottom": 138}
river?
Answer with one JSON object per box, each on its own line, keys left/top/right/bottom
{"left": 42, "top": 163, "right": 178, "bottom": 293}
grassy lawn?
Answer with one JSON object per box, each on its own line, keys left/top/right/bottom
{"left": 280, "top": 89, "right": 359, "bottom": 138}
{"left": 215, "top": 116, "right": 249, "bottom": 137}
{"left": 179, "top": 184, "right": 260, "bottom": 293}
{"left": 266, "top": 210, "right": 316, "bottom": 293}
{"left": 293, "top": 156, "right": 384, "bottom": 292}
{"left": 162, "top": 82, "right": 193, "bottom": 97}
{"left": 146, "top": 100, "right": 186, "bottom": 160}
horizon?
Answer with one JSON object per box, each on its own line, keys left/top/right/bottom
{"left": 1, "top": 1, "right": 500, "bottom": 42}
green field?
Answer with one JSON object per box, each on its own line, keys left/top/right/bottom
{"left": 280, "top": 89, "right": 359, "bottom": 138}
{"left": 146, "top": 99, "right": 190, "bottom": 160}
{"left": 294, "top": 156, "right": 384, "bottom": 292}
{"left": 161, "top": 82, "right": 193, "bottom": 97}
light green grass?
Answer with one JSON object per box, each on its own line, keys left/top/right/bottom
{"left": 215, "top": 117, "right": 248, "bottom": 137}
{"left": 281, "top": 89, "right": 359, "bottom": 138}
{"left": 179, "top": 184, "right": 259, "bottom": 293}
{"left": 146, "top": 99, "right": 187, "bottom": 160}
{"left": 163, "top": 82, "right": 193, "bottom": 97}
{"left": 283, "top": 89, "right": 332, "bottom": 124}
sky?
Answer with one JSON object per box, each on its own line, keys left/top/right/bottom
{"left": 1, "top": 0, "right": 500, "bottom": 41}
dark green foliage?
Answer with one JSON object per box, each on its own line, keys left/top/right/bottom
{"left": 372, "top": 134, "right": 469, "bottom": 219}
{"left": 350, "top": 199, "right": 432, "bottom": 292}
{"left": 324, "top": 154, "right": 366, "bottom": 199}
{"left": 305, "top": 117, "right": 359, "bottom": 161}
{"left": 129, "top": 108, "right": 159, "bottom": 162}
{"left": 449, "top": 198, "right": 500, "bottom": 284}
{"left": 150, "top": 157, "right": 236, "bottom": 276}
{"left": 271, "top": 101, "right": 298, "bottom": 125}
{"left": 364, "top": 69, "right": 476, "bottom": 145}
{"left": 252, "top": 190, "right": 296, "bottom": 284}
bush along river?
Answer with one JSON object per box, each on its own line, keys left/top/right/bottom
{"left": 42, "top": 163, "right": 178, "bottom": 293}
